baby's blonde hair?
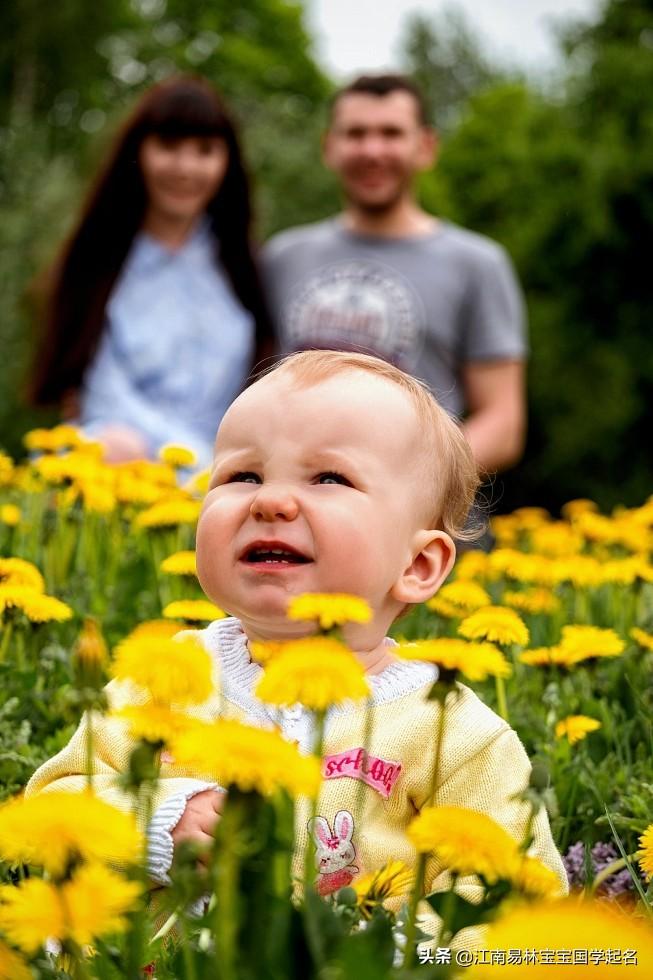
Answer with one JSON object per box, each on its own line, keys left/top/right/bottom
{"left": 266, "top": 350, "right": 481, "bottom": 540}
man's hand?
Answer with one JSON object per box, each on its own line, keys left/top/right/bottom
{"left": 171, "top": 789, "right": 226, "bottom": 863}
{"left": 96, "top": 424, "right": 149, "bottom": 463}
{"left": 461, "top": 359, "right": 526, "bottom": 474}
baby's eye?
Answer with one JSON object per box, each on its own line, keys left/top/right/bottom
{"left": 228, "top": 471, "right": 261, "bottom": 484}
{"left": 316, "top": 471, "right": 352, "bottom": 486}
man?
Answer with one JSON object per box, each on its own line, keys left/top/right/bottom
{"left": 263, "top": 74, "right": 527, "bottom": 475}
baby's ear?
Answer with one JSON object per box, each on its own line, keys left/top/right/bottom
{"left": 391, "top": 530, "right": 455, "bottom": 606}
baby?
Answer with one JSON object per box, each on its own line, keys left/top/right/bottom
{"left": 27, "top": 351, "right": 567, "bottom": 923}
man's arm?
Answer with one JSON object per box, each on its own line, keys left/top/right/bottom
{"left": 461, "top": 359, "right": 526, "bottom": 475}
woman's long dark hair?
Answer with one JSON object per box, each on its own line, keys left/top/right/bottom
{"left": 30, "top": 75, "right": 275, "bottom": 405}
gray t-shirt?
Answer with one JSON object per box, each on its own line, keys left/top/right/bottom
{"left": 263, "top": 218, "right": 526, "bottom": 417}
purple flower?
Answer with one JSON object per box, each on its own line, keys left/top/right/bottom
{"left": 562, "top": 841, "right": 636, "bottom": 897}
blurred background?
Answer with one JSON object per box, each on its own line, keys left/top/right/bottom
{"left": 1, "top": 0, "right": 651, "bottom": 514}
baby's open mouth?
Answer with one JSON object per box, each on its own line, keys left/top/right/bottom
{"left": 242, "top": 545, "right": 311, "bottom": 565}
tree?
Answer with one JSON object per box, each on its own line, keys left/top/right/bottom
{"left": 407, "top": 0, "right": 653, "bottom": 512}
{"left": 401, "top": 6, "right": 504, "bottom": 133}
{"left": 0, "top": 0, "right": 337, "bottom": 454}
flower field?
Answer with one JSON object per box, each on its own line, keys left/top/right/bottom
{"left": 1, "top": 427, "right": 653, "bottom": 977}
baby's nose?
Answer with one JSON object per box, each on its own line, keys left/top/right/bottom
{"left": 249, "top": 484, "right": 299, "bottom": 522}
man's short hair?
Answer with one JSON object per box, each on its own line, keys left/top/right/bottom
{"left": 267, "top": 350, "right": 480, "bottom": 541}
{"left": 329, "top": 74, "right": 428, "bottom": 126}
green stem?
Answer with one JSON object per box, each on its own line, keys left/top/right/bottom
{"left": 437, "top": 877, "right": 458, "bottom": 946}
{"left": 558, "top": 775, "right": 579, "bottom": 855}
{"left": 85, "top": 710, "right": 94, "bottom": 791}
{"left": 404, "top": 691, "right": 449, "bottom": 967}
{"left": 214, "top": 816, "right": 239, "bottom": 980}
{"left": 353, "top": 698, "right": 374, "bottom": 822}
{"left": 591, "top": 853, "right": 637, "bottom": 893}
{"left": 303, "top": 710, "right": 326, "bottom": 895}
{"left": 495, "top": 674, "right": 509, "bottom": 722}
{"left": 0, "top": 619, "right": 13, "bottom": 662}
{"left": 179, "top": 915, "right": 198, "bottom": 980}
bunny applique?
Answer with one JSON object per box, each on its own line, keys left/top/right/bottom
{"left": 308, "top": 809, "right": 359, "bottom": 895}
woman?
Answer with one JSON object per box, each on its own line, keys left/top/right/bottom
{"left": 30, "top": 75, "right": 275, "bottom": 466}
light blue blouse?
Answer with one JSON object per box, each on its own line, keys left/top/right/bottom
{"left": 79, "top": 220, "right": 255, "bottom": 468}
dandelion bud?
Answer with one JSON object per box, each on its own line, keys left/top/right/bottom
{"left": 74, "top": 618, "right": 107, "bottom": 690}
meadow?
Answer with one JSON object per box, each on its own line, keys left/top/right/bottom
{"left": 1, "top": 427, "right": 653, "bottom": 978}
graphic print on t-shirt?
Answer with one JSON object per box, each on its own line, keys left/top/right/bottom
{"left": 285, "top": 260, "right": 425, "bottom": 370}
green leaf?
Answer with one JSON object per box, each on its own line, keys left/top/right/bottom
{"left": 425, "top": 890, "right": 498, "bottom": 935}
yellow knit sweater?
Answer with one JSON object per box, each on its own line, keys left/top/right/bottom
{"left": 26, "top": 617, "right": 567, "bottom": 944}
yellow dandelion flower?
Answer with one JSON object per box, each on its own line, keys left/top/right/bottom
{"left": 75, "top": 437, "right": 105, "bottom": 458}
{"left": 630, "top": 627, "right": 653, "bottom": 652}
{"left": 159, "top": 444, "right": 198, "bottom": 468}
{"left": 249, "top": 640, "right": 287, "bottom": 664}
{"left": 512, "top": 506, "right": 551, "bottom": 530}
{"left": 530, "top": 521, "right": 582, "bottom": 557}
{"left": 637, "top": 563, "right": 653, "bottom": 583}
{"left": 114, "top": 468, "right": 166, "bottom": 505}
{"left": 111, "top": 634, "right": 213, "bottom": 705}
{"left": 353, "top": 860, "right": 414, "bottom": 918}
{"left": 458, "top": 605, "right": 529, "bottom": 646}
{"left": 0, "top": 878, "right": 64, "bottom": 955}
{"left": 163, "top": 599, "right": 225, "bottom": 622}
{"left": 123, "top": 619, "right": 182, "bottom": 642}
{"left": 287, "top": 593, "right": 372, "bottom": 630}
{"left": 561, "top": 498, "right": 599, "bottom": 520}
{"left": 555, "top": 715, "right": 602, "bottom": 745}
{"left": 407, "top": 806, "right": 520, "bottom": 883}
{"left": 503, "top": 588, "right": 560, "bottom": 615}
{"left": 600, "top": 556, "right": 648, "bottom": 586}
{"left": 514, "top": 854, "right": 564, "bottom": 899}
{"left": 433, "top": 580, "right": 491, "bottom": 611}
{"left": 78, "top": 480, "right": 116, "bottom": 514}
{"left": 172, "top": 718, "right": 321, "bottom": 797}
{"left": 115, "top": 702, "right": 201, "bottom": 745}
{"left": 256, "top": 637, "right": 370, "bottom": 710}
{"left": 397, "top": 638, "right": 511, "bottom": 681}
{"left": 135, "top": 497, "right": 202, "bottom": 528}
{"left": 160, "top": 550, "right": 197, "bottom": 576}
{"left": 47, "top": 425, "right": 84, "bottom": 450}
{"left": 0, "top": 557, "right": 44, "bottom": 592}
{"left": 129, "top": 460, "right": 177, "bottom": 487}
{"left": 574, "top": 511, "right": 644, "bottom": 551}
{"left": 0, "top": 585, "right": 73, "bottom": 623}
{"left": 61, "top": 864, "right": 142, "bottom": 946}
{"left": 468, "top": 897, "right": 653, "bottom": 978}
{"left": 0, "top": 939, "right": 31, "bottom": 980}
{"left": 624, "top": 499, "right": 653, "bottom": 527}
{"left": 550, "top": 555, "right": 604, "bottom": 588}
{"left": 490, "top": 515, "right": 520, "bottom": 547}
{"left": 0, "top": 452, "right": 14, "bottom": 486}
{"left": 0, "top": 791, "right": 142, "bottom": 877}
{"left": 559, "top": 625, "right": 625, "bottom": 664}
{"left": 489, "top": 549, "right": 556, "bottom": 586}
{"left": 425, "top": 595, "right": 463, "bottom": 619}
{"left": 0, "top": 866, "right": 141, "bottom": 956}
{"left": 519, "top": 646, "right": 573, "bottom": 668}
{"left": 454, "top": 551, "right": 491, "bottom": 580}
{"left": 11, "top": 465, "right": 41, "bottom": 494}
{"left": 638, "top": 824, "right": 653, "bottom": 880}
{"left": 23, "top": 428, "right": 57, "bottom": 453}
{"left": 184, "top": 467, "right": 211, "bottom": 497}
{"left": 0, "top": 504, "right": 20, "bottom": 527}
{"left": 34, "top": 450, "right": 108, "bottom": 486}
{"left": 62, "top": 863, "right": 142, "bottom": 947}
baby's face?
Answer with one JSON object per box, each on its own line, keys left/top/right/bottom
{"left": 197, "top": 371, "right": 430, "bottom": 640}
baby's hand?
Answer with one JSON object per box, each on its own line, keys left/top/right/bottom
{"left": 171, "top": 789, "right": 225, "bottom": 863}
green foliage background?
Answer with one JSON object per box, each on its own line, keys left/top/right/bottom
{"left": 1, "top": 0, "right": 652, "bottom": 513}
